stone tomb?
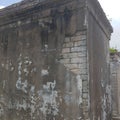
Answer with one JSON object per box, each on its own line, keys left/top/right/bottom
{"left": 0, "top": 0, "right": 113, "bottom": 119}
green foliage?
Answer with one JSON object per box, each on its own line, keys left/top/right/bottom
{"left": 110, "top": 48, "right": 118, "bottom": 54}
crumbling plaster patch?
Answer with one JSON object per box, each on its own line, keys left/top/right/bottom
{"left": 0, "top": 103, "right": 4, "bottom": 117}
{"left": 101, "top": 85, "right": 112, "bottom": 120}
{"left": 40, "top": 80, "right": 59, "bottom": 117}
{"left": 16, "top": 54, "right": 33, "bottom": 93}
{"left": 41, "top": 69, "right": 49, "bottom": 76}
{"left": 1, "top": 59, "right": 14, "bottom": 72}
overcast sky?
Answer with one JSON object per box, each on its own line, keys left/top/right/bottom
{"left": 0, "top": 0, "right": 120, "bottom": 50}
{"left": 98, "top": 0, "right": 120, "bottom": 50}
{"left": 0, "top": 0, "right": 21, "bottom": 7}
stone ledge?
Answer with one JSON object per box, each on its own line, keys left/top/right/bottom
{"left": 113, "top": 117, "right": 120, "bottom": 120}
{"left": 87, "top": 0, "right": 113, "bottom": 38}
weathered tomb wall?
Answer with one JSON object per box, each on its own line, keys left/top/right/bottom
{"left": 87, "top": 0, "right": 113, "bottom": 119}
{"left": 0, "top": 0, "right": 113, "bottom": 120}
{"left": 0, "top": 0, "right": 89, "bottom": 120}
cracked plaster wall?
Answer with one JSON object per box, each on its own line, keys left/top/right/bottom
{"left": 0, "top": 0, "right": 112, "bottom": 120}
{"left": 0, "top": 1, "right": 88, "bottom": 119}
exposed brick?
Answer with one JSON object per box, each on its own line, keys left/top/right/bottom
{"left": 78, "top": 63, "right": 87, "bottom": 69}
{"left": 82, "top": 81, "right": 88, "bottom": 87}
{"left": 71, "top": 58, "right": 80, "bottom": 63}
{"left": 82, "top": 99, "right": 89, "bottom": 105}
{"left": 62, "top": 48, "right": 70, "bottom": 53}
{"left": 71, "top": 46, "right": 86, "bottom": 52}
{"left": 65, "top": 42, "right": 74, "bottom": 48}
{"left": 81, "top": 35, "right": 86, "bottom": 40}
{"left": 62, "top": 54, "right": 69, "bottom": 58}
{"left": 80, "top": 75, "right": 88, "bottom": 80}
{"left": 65, "top": 63, "right": 78, "bottom": 69}
{"left": 60, "top": 59, "right": 70, "bottom": 64}
{"left": 83, "top": 88, "right": 89, "bottom": 93}
{"left": 64, "top": 37, "right": 71, "bottom": 43}
{"left": 82, "top": 86, "right": 89, "bottom": 93}
{"left": 71, "top": 69, "right": 80, "bottom": 74}
{"left": 77, "top": 52, "right": 87, "bottom": 57}
{"left": 71, "top": 34, "right": 87, "bottom": 41}
{"left": 68, "top": 53, "right": 78, "bottom": 58}
{"left": 74, "top": 40, "right": 86, "bottom": 47}
{"left": 71, "top": 36, "right": 81, "bottom": 42}
{"left": 80, "top": 68, "right": 87, "bottom": 74}
{"left": 79, "top": 46, "right": 87, "bottom": 52}
{"left": 80, "top": 57, "right": 87, "bottom": 63}
{"left": 71, "top": 57, "right": 87, "bottom": 64}
{"left": 83, "top": 93, "right": 88, "bottom": 99}
{"left": 71, "top": 47, "right": 81, "bottom": 52}
{"left": 75, "top": 31, "right": 86, "bottom": 36}
{"left": 63, "top": 43, "right": 66, "bottom": 48}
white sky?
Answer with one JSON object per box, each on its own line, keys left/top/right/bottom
{"left": 98, "top": 0, "right": 120, "bottom": 50}
{"left": 0, "top": 6, "right": 4, "bottom": 9}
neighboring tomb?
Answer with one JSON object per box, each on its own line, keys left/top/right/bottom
{"left": 0, "top": 0, "right": 113, "bottom": 119}
{"left": 110, "top": 52, "right": 120, "bottom": 119}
